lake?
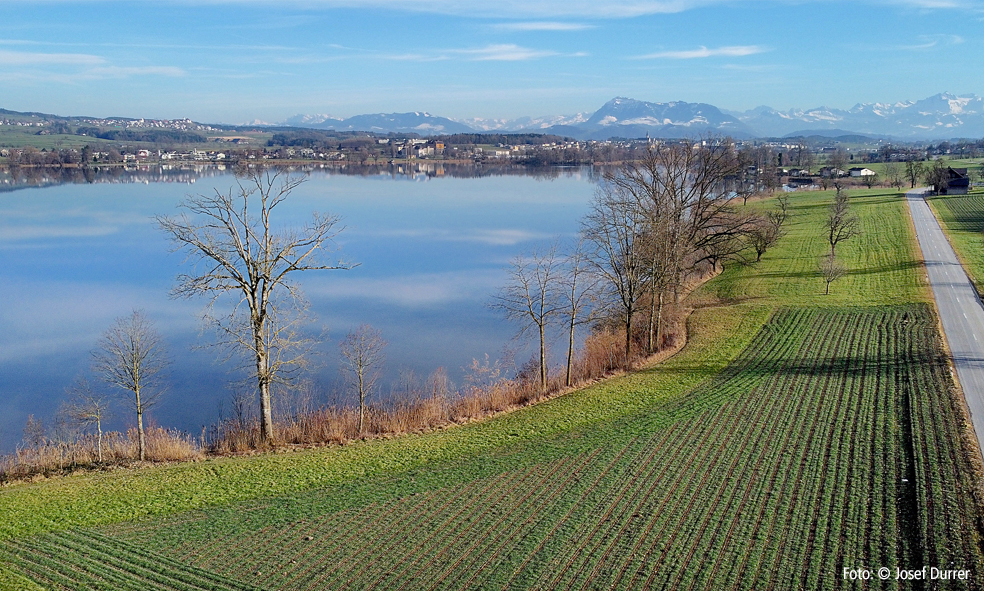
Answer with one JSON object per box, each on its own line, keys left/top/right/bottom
{"left": 0, "top": 164, "right": 599, "bottom": 452}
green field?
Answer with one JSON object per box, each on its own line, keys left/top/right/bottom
{"left": 928, "top": 192, "right": 984, "bottom": 292}
{"left": 2, "top": 188, "right": 983, "bottom": 590}
{"left": 707, "top": 188, "right": 926, "bottom": 306}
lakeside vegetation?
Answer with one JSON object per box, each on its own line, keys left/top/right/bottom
{"left": 4, "top": 179, "right": 983, "bottom": 588}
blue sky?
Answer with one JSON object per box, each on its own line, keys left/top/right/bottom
{"left": 1, "top": 0, "right": 982, "bottom": 123}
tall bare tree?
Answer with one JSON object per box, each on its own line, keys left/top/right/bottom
{"left": 826, "top": 185, "right": 860, "bottom": 256}
{"left": 591, "top": 138, "right": 753, "bottom": 359}
{"left": 339, "top": 324, "right": 386, "bottom": 434}
{"left": 157, "top": 167, "right": 354, "bottom": 442}
{"left": 558, "top": 240, "right": 598, "bottom": 387}
{"left": 60, "top": 375, "right": 112, "bottom": 463}
{"left": 92, "top": 310, "right": 168, "bottom": 461}
{"left": 582, "top": 182, "right": 648, "bottom": 361}
{"left": 492, "top": 245, "right": 563, "bottom": 393}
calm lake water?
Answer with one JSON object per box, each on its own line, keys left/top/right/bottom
{"left": 0, "top": 165, "right": 598, "bottom": 452}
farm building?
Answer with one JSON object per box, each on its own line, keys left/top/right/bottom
{"left": 945, "top": 167, "right": 970, "bottom": 195}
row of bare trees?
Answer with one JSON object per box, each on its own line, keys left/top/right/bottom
{"left": 494, "top": 139, "right": 791, "bottom": 387}
{"left": 582, "top": 139, "right": 787, "bottom": 360}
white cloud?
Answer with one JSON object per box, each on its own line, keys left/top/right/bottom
{"left": 81, "top": 65, "right": 186, "bottom": 78}
{"left": 3, "top": 0, "right": 979, "bottom": 17}
{"left": 13, "top": 0, "right": 714, "bottom": 18}
{"left": 493, "top": 21, "right": 595, "bottom": 31}
{"left": 0, "top": 49, "right": 104, "bottom": 66}
{"left": 454, "top": 44, "right": 563, "bottom": 61}
{"left": 633, "top": 45, "right": 769, "bottom": 59}
{"left": 901, "top": 34, "right": 964, "bottom": 49}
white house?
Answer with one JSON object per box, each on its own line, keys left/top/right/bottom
{"left": 848, "top": 167, "right": 876, "bottom": 177}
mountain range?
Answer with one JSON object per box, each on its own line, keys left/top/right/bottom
{"left": 278, "top": 93, "right": 984, "bottom": 141}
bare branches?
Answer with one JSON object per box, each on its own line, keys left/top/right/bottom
{"left": 586, "top": 138, "right": 760, "bottom": 360}
{"left": 819, "top": 253, "right": 846, "bottom": 295}
{"left": 339, "top": 324, "right": 387, "bottom": 434}
{"left": 582, "top": 181, "right": 648, "bottom": 360}
{"left": 157, "top": 166, "right": 355, "bottom": 442}
{"left": 748, "top": 197, "right": 789, "bottom": 262}
{"left": 60, "top": 375, "right": 112, "bottom": 463}
{"left": 91, "top": 310, "right": 169, "bottom": 461}
{"left": 827, "top": 186, "right": 860, "bottom": 256}
{"left": 491, "top": 244, "right": 564, "bottom": 393}
{"left": 559, "top": 240, "right": 599, "bottom": 387}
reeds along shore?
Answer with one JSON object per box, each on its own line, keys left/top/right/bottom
{"left": 1, "top": 309, "right": 685, "bottom": 483}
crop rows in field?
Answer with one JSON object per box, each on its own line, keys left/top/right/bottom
{"left": 929, "top": 193, "right": 984, "bottom": 290}
{"left": 5, "top": 306, "right": 982, "bottom": 590}
{"left": 931, "top": 194, "right": 984, "bottom": 234}
{"left": 0, "top": 529, "right": 259, "bottom": 591}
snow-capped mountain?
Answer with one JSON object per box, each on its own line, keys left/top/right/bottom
{"left": 283, "top": 113, "right": 342, "bottom": 127}
{"left": 733, "top": 93, "right": 984, "bottom": 139}
{"left": 460, "top": 113, "right": 592, "bottom": 132}
{"left": 572, "top": 97, "right": 755, "bottom": 139}
{"left": 279, "top": 112, "right": 472, "bottom": 134}
{"left": 277, "top": 93, "right": 984, "bottom": 140}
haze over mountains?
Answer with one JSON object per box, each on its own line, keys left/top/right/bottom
{"left": 278, "top": 93, "right": 984, "bottom": 141}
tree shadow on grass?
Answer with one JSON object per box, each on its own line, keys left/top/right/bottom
{"left": 739, "top": 259, "right": 922, "bottom": 280}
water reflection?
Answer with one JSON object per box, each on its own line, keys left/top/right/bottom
{"left": 0, "top": 165, "right": 598, "bottom": 452}
{"left": 0, "top": 162, "right": 607, "bottom": 193}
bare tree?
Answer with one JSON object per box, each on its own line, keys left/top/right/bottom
{"left": 60, "top": 375, "right": 113, "bottom": 463}
{"left": 582, "top": 182, "right": 648, "bottom": 361}
{"left": 22, "top": 415, "right": 45, "bottom": 450}
{"left": 818, "top": 253, "right": 846, "bottom": 295}
{"left": 828, "top": 148, "right": 849, "bottom": 173}
{"left": 827, "top": 185, "right": 860, "bottom": 256}
{"left": 591, "top": 138, "right": 752, "bottom": 359}
{"left": 904, "top": 160, "right": 925, "bottom": 189}
{"left": 492, "top": 245, "right": 563, "bottom": 393}
{"left": 748, "top": 215, "right": 784, "bottom": 262}
{"left": 924, "top": 159, "right": 950, "bottom": 195}
{"left": 157, "top": 167, "right": 355, "bottom": 442}
{"left": 883, "top": 162, "right": 904, "bottom": 190}
{"left": 861, "top": 172, "right": 879, "bottom": 189}
{"left": 558, "top": 240, "right": 598, "bottom": 387}
{"left": 92, "top": 310, "right": 169, "bottom": 461}
{"left": 339, "top": 324, "right": 386, "bottom": 434}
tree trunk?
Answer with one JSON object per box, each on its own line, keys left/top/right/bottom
{"left": 358, "top": 369, "right": 366, "bottom": 434}
{"left": 647, "top": 290, "right": 657, "bottom": 356}
{"left": 97, "top": 420, "right": 103, "bottom": 464}
{"left": 655, "top": 291, "right": 664, "bottom": 353}
{"left": 565, "top": 317, "right": 575, "bottom": 388}
{"left": 255, "top": 318, "right": 274, "bottom": 442}
{"left": 136, "top": 405, "right": 146, "bottom": 462}
{"left": 259, "top": 379, "right": 273, "bottom": 442}
{"left": 539, "top": 323, "right": 547, "bottom": 393}
{"left": 624, "top": 313, "right": 633, "bottom": 366}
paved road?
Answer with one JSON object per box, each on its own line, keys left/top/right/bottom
{"left": 907, "top": 188, "right": 984, "bottom": 455}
